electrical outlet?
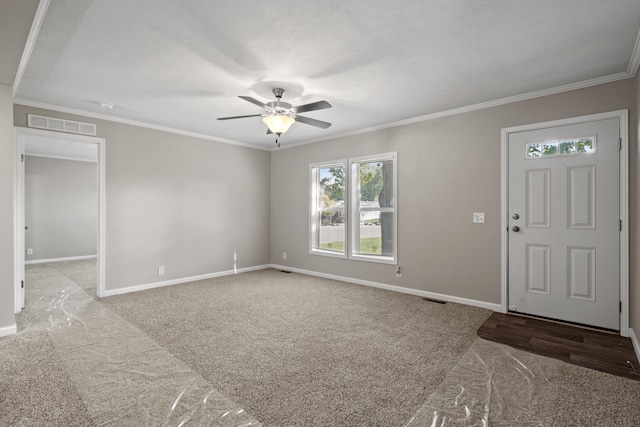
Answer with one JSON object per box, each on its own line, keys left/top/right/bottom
{"left": 27, "top": 248, "right": 33, "bottom": 255}
{"left": 283, "top": 252, "right": 287, "bottom": 260}
{"left": 396, "top": 266, "right": 402, "bottom": 277}
{"left": 473, "top": 212, "right": 485, "bottom": 223}
{"left": 158, "top": 266, "right": 165, "bottom": 275}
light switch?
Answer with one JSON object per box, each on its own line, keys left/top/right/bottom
{"left": 473, "top": 213, "right": 485, "bottom": 223}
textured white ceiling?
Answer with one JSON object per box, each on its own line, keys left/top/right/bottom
{"left": 0, "top": 0, "right": 39, "bottom": 85}
{"left": 13, "top": 0, "right": 640, "bottom": 149}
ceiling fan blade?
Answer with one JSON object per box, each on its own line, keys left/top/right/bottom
{"left": 217, "top": 114, "right": 263, "bottom": 120}
{"left": 295, "top": 115, "right": 332, "bottom": 129}
{"left": 238, "top": 96, "right": 266, "bottom": 109}
{"left": 293, "top": 100, "right": 332, "bottom": 114}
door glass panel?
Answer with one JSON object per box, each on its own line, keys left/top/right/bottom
{"left": 527, "top": 137, "right": 595, "bottom": 159}
{"left": 527, "top": 142, "right": 557, "bottom": 157}
{"left": 526, "top": 143, "right": 542, "bottom": 158}
{"left": 576, "top": 137, "right": 595, "bottom": 153}
{"left": 559, "top": 140, "right": 575, "bottom": 154}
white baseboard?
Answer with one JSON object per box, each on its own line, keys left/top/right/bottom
{"left": 0, "top": 323, "right": 17, "bottom": 337}
{"left": 629, "top": 328, "right": 640, "bottom": 362}
{"left": 270, "top": 264, "right": 503, "bottom": 312}
{"left": 102, "top": 262, "right": 501, "bottom": 312}
{"left": 102, "top": 264, "right": 271, "bottom": 297}
{"left": 26, "top": 255, "right": 97, "bottom": 265}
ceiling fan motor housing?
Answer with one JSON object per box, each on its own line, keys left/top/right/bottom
{"left": 265, "top": 101, "right": 295, "bottom": 117}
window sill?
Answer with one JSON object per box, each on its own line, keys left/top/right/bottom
{"left": 310, "top": 248, "right": 347, "bottom": 259}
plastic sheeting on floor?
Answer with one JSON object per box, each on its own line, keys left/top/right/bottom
{"left": 405, "top": 339, "right": 563, "bottom": 427}
{"left": 20, "top": 267, "right": 261, "bottom": 426}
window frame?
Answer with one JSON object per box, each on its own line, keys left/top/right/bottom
{"left": 309, "top": 159, "right": 348, "bottom": 259}
{"left": 309, "top": 152, "right": 398, "bottom": 265}
{"left": 349, "top": 152, "right": 398, "bottom": 264}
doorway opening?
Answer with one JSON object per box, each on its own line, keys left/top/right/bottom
{"left": 14, "top": 127, "right": 106, "bottom": 312}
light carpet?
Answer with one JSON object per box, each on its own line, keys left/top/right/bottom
{"left": 5, "top": 261, "right": 640, "bottom": 426}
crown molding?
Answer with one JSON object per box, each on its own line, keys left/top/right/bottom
{"left": 276, "top": 71, "right": 634, "bottom": 151}
{"left": 13, "top": 98, "right": 270, "bottom": 151}
{"left": 12, "top": 0, "right": 50, "bottom": 96}
{"left": 628, "top": 26, "right": 640, "bottom": 77}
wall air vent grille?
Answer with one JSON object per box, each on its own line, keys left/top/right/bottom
{"left": 27, "top": 114, "right": 97, "bottom": 136}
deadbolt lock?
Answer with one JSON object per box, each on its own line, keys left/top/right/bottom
{"left": 512, "top": 213, "right": 520, "bottom": 220}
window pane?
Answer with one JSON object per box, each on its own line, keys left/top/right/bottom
{"left": 318, "top": 209, "right": 344, "bottom": 252}
{"left": 542, "top": 142, "right": 557, "bottom": 156}
{"left": 359, "top": 162, "right": 384, "bottom": 202}
{"left": 576, "top": 137, "right": 594, "bottom": 153}
{"left": 527, "top": 143, "right": 542, "bottom": 157}
{"left": 319, "top": 166, "right": 344, "bottom": 208}
{"left": 312, "top": 163, "right": 346, "bottom": 256}
{"left": 355, "top": 211, "right": 382, "bottom": 255}
{"left": 559, "top": 140, "right": 575, "bottom": 154}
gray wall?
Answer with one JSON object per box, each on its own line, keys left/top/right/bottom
{"left": 15, "top": 105, "right": 271, "bottom": 293}
{"left": 25, "top": 156, "right": 97, "bottom": 261}
{"left": 3, "top": 78, "right": 637, "bottom": 336}
{"left": 0, "top": 84, "right": 14, "bottom": 331}
{"left": 271, "top": 79, "right": 637, "bottom": 308}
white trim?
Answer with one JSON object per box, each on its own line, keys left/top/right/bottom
{"left": 277, "top": 73, "right": 634, "bottom": 151}
{"left": 12, "top": 0, "right": 50, "bottom": 95}
{"left": 349, "top": 152, "right": 397, "bottom": 264}
{"left": 14, "top": 130, "right": 25, "bottom": 313}
{"left": 629, "top": 328, "right": 640, "bottom": 362}
{"left": 0, "top": 324, "right": 17, "bottom": 338}
{"left": 25, "top": 255, "right": 97, "bottom": 265}
{"left": 619, "top": 111, "right": 630, "bottom": 336}
{"left": 102, "top": 265, "right": 271, "bottom": 297}
{"left": 628, "top": 26, "right": 640, "bottom": 77}
{"left": 24, "top": 153, "right": 97, "bottom": 163}
{"left": 96, "top": 138, "right": 106, "bottom": 298}
{"left": 500, "top": 110, "right": 629, "bottom": 336}
{"left": 309, "top": 159, "right": 348, "bottom": 259}
{"left": 271, "top": 264, "right": 503, "bottom": 312}
{"left": 13, "top": 99, "right": 269, "bottom": 151}
{"left": 103, "top": 263, "right": 502, "bottom": 312}
{"left": 14, "top": 78, "right": 635, "bottom": 154}
{"left": 14, "top": 127, "right": 107, "bottom": 302}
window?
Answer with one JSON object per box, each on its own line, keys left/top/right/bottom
{"left": 310, "top": 152, "right": 397, "bottom": 264}
{"left": 350, "top": 153, "right": 396, "bottom": 263}
{"left": 310, "top": 161, "right": 347, "bottom": 257}
{"left": 526, "top": 136, "right": 595, "bottom": 158}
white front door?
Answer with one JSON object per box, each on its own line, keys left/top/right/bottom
{"left": 508, "top": 118, "right": 620, "bottom": 330}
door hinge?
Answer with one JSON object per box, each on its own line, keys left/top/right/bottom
{"left": 21, "top": 280, "right": 24, "bottom": 289}
{"left": 21, "top": 154, "right": 25, "bottom": 163}
{"left": 620, "top": 301, "right": 622, "bottom": 313}
{"left": 619, "top": 138, "right": 622, "bottom": 150}
{"left": 620, "top": 220, "right": 622, "bottom": 231}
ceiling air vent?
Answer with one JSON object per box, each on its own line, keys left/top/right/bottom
{"left": 27, "top": 114, "right": 97, "bottom": 136}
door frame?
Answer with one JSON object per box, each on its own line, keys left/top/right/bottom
{"left": 13, "top": 127, "right": 107, "bottom": 311}
{"left": 500, "top": 110, "right": 629, "bottom": 336}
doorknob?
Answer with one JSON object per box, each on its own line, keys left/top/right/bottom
{"left": 512, "top": 226, "right": 520, "bottom": 232}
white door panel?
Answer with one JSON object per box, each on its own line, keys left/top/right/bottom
{"left": 508, "top": 118, "right": 620, "bottom": 330}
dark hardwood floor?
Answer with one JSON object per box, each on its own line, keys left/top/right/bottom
{"left": 477, "top": 312, "right": 640, "bottom": 381}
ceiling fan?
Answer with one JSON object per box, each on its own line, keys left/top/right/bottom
{"left": 217, "top": 88, "right": 332, "bottom": 145}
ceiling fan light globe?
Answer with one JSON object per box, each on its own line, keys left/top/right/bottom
{"left": 263, "top": 114, "right": 295, "bottom": 134}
